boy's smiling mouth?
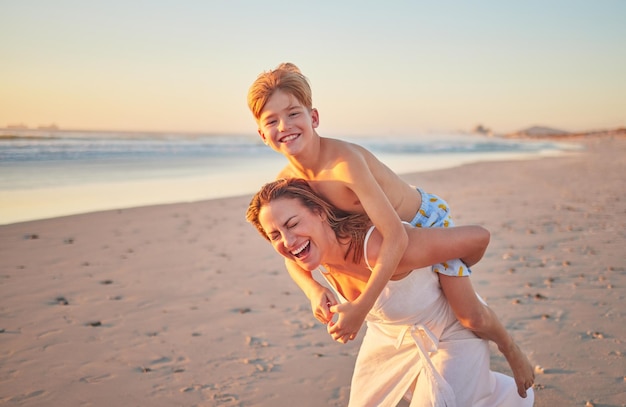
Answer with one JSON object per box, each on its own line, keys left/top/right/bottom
{"left": 280, "top": 133, "right": 300, "bottom": 143}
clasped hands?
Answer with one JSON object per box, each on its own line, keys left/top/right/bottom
{"left": 312, "top": 291, "right": 366, "bottom": 344}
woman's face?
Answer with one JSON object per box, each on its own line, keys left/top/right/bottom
{"left": 258, "top": 196, "right": 329, "bottom": 271}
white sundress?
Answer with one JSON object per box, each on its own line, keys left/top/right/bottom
{"left": 320, "top": 225, "right": 534, "bottom": 407}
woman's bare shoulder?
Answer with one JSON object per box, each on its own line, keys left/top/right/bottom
{"left": 365, "top": 223, "right": 415, "bottom": 263}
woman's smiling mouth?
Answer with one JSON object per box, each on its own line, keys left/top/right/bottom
{"left": 291, "top": 240, "right": 310, "bottom": 258}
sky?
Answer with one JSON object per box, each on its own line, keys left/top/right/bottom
{"left": 1, "top": 0, "right": 625, "bottom": 136}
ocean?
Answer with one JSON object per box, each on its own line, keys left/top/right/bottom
{"left": 0, "top": 129, "right": 575, "bottom": 225}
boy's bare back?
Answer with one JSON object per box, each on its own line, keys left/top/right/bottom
{"left": 278, "top": 137, "right": 422, "bottom": 221}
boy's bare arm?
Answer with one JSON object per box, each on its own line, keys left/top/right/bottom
{"left": 345, "top": 155, "right": 407, "bottom": 309}
{"left": 328, "top": 152, "right": 408, "bottom": 341}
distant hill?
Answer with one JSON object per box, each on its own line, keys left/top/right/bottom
{"left": 505, "top": 126, "right": 626, "bottom": 139}
{"left": 507, "top": 126, "right": 570, "bottom": 138}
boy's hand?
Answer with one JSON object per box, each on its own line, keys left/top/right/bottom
{"left": 327, "top": 302, "right": 368, "bottom": 343}
{"left": 310, "top": 286, "right": 337, "bottom": 324}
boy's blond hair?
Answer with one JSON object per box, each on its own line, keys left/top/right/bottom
{"left": 247, "top": 63, "right": 313, "bottom": 120}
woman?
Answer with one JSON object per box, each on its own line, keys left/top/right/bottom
{"left": 246, "top": 178, "right": 534, "bottom": 406}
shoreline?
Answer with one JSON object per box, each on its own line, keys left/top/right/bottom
{"left": 1, "top": 138, "right": 624, "bottom": 406}
{"left": 1, "top": 147, "right": 575, "bottom": 226}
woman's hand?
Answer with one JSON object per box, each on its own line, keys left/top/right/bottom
{"left": 310, "top": 286, "right": 337, "bottom": 324}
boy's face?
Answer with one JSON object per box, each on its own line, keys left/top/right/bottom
{"left": 257, "top": 90, "right": 319, "bottom": 157}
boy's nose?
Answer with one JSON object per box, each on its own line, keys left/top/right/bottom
{"left": 278, "top": 118, "right": 289, "bottom": 132}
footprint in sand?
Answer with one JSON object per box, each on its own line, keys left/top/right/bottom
{"left": 37, "top": 329, "right": 62, "bottom": 339}
{"left": 212, "top": 392, "right": 239, "bottom": 404}
{"left": 79, "top": 374, "right": 113, "bottom": 384}
{"left": 245, "top": 336, "right": 269, "bottom": 348}
{"left": 8, "top": 390, "right": 46, "bottom": 402}
{"left": 140, "top": 355, "right": 188, "bottom": 374}
{"left": 179, "top": 383, "right": 215, "bottom": 393}
{"left": 586, "top": 331, "right": 605, "bottom": 339}
{"left": 242, "top": 357, "right": 276, "bottom": 373}
{"left": 53, "top": 296, "right": 69, "bottom": 305}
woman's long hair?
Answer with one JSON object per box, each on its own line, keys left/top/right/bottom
{"left": 246, "top": 178, "right": 370, "bottom": 264}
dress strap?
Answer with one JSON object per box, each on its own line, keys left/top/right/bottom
{"left": 363, "top": 225, "right": 377, "bottom": 271}
{"left": 363, "top": 222, "right": 411, "bottom": 271}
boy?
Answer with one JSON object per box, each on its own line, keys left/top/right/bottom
{"left": 247, "top": 63, "right": 534, "bottom": 397}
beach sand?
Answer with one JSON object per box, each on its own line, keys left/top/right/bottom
{"left": 1, "top": 137, "right": 624, "bottom": 406}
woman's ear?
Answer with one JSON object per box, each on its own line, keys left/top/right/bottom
{"left": 313, "top": 207, "right": 327, "bottom": 222}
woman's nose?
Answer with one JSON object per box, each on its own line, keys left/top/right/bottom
{"left": 283, "top": 231, "right": 297, "bottom": 248}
